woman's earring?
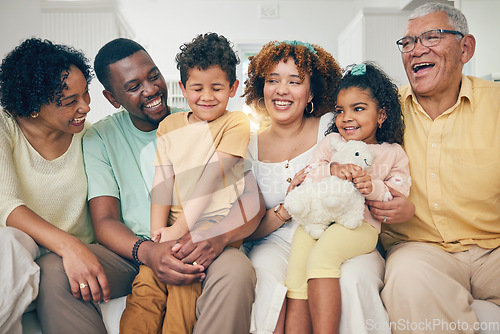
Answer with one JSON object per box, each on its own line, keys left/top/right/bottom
{"left": 307, "top": 101, "right": 314, "bottom": 114}
{"left": 30, "top": 112, "right": 39, "bottom": 119}
{"left": 257, "top": 97, "right": 266, "bottom": 110}
{"left": 378, "top": 122, "right": 382, "bottom": 128}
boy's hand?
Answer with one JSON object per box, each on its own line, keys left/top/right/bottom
{"left": 151, "top": 226, "right": 176, "bottom": 243}
{"left": 353, "top": 171, "right": 372, "bottom": 195}
{"left": 151, "top": 228, "right": 164, "bottom": 243}
{"left": 152, "top": 225, "right": 187, "bottom": 243}
{"left": 171, "top": 232, "right": 225, "bottom": 269}
{"left": 139, "top": 240, "right": 205, "bottom": 285}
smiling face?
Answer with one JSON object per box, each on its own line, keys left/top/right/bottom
{"left": 179, "top": 65, "right": 238, "bottom": 123}
{"left": 37, "top": 65, "right": 90, "bottom": 134}
{"left": 402, "top": 11, "right": 466, "bottom": 100}
{"left": 335, "top": 87, "right": 386, "bottom": 144}
{"left": 263, "top": 59, "right": 313, "bottom": 124}
{"left": 104, "top": 50, "right": 169, "bottom": 132}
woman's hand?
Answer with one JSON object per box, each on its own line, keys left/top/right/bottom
{"left": 366, "top": 187, "right": 415, "bottom": 224}
{"left": 286, "top": 166, "right": 309, "bottom": 194}
{"left": 60, "top": 241, "right": 110, "bottom": 304}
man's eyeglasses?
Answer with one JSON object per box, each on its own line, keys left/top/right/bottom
{"left": 396, "top": 29, "right": 464, "bottom": 53}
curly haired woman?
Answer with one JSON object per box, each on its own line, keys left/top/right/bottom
{"left": 0, "top": 38, "right": 108, "bottom": 333}
{"left": 242, "top": 41, "right": 413, "bottom": 334}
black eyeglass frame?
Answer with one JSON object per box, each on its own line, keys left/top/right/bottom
{"left": 396, "top": 29, "right": 465, "bottom": 53}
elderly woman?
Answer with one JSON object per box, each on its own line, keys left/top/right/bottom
{"left": 242, "top": 40, "right": 412, "bottom": 334}
{"left": 0, "top": 38, "right": 108, "bottom": 333}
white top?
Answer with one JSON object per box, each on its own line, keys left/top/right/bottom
{"left": 245, "top": 113, "right": 334, "bottom": 242}
{"left": 0, "top": 110, "right": 94, "bottom": 243}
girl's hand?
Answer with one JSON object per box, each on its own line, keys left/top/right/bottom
{"left": 61, "top": 241, "right": 110, "bottom": 304}
{"left": 353, "top": 171, "right": 372, "bottom": 195}
{"left": 330, "top": 163, "right": 362, "bottom": 182}
{"left": 286, "top": 166, "right": 309, "bottom": 194}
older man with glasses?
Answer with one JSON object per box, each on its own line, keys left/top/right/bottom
{"left": 367, "top": 3, "right": 500, "bottom": 333}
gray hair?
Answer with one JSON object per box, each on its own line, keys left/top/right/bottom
{"left": 409, "top": 2, "right": 469, "bottom": 36}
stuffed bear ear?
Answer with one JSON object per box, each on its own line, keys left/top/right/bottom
{"left": 330, "top": 136, "right": 341, "bottom": 151}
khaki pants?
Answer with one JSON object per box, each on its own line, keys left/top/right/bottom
{"left": 382, "top": 242, "right": 500, "bottom": 334}
{"left": 120, "top": 265, "right": 200, "bottom": 334}
{"left": 120, "top": 246, "right": 253, "bottom": 334}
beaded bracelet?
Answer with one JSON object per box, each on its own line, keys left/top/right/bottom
{"left": 132, "top": 237, "right": 151, "bottom": 266}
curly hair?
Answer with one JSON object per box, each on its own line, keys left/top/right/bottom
{"left": 94, "top": 38, "right": 146, "bottom": 91}
{"left": 327, "top": 62, "right": 405, "bottom": 144}
{"left": 242, "top": 40, "right": 343, "bottom": 118}
{"left": 0, "top": 38, "right": 92, "bottom": 118}
{"left": 176, "top": 33, "right": 240, "bottom": 87}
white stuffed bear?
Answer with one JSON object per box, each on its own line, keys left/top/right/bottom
{"left": 283, "top": 138, "right": 374, "bottom": 239}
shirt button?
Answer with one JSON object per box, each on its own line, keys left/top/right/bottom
{"left": 431, "top": 173, "right": 436, "bottom": 178}
{"left": 285, "top": 163, "right": 289, "bottom": 168}
{"left": 431, "top": 143, "right": 436, "bottom": 148}
{"left": 287, "top": 177, "right": 292, "bottom": 183}
{"left": 434, "top": 203, "right": 438, "bottom": 209}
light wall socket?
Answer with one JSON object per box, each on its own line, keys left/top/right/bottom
{"left": 259, "top": 3, "right": 279, "bottom": 19}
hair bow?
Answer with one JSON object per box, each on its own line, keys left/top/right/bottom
{"left": 351, "top": 64, "right": 366, "bottom": 76}
{"left": 275, "top": 40, "right": 318, "bottom": 55}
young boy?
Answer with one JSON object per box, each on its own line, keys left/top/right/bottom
{"left": 120, "top": 33, "right": 250, "bottom": 334}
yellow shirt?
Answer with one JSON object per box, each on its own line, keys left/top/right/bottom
{"left": 154, "top": 110, "right": 250, "bottom": 225}
{"left": 381, "top": 75, "right": 500, "bottom": 252}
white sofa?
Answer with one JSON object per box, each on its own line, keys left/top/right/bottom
{"left": 471, "top": 300, "right": 500, "bottom": 334}
{"left": 21, "top": 296, "right": 499, "bottom": 334}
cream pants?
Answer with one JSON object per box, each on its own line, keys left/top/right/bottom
{"left": 382, "top": 242, "right": 500, "bottom": 334}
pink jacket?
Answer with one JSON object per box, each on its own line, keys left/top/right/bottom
{"left": 305, "top": 133, "right": 411, "bottom": 231}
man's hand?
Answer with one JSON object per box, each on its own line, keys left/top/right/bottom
{"left": 366, "top": 187, "right": 415, "bottom": 224}
{"left": 171, "top": 232, "right": 226, "bottom": 269}
{"left": 139, "top": 240, "right": 205, "bottom": 285}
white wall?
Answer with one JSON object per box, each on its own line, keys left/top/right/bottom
{"left": 461, "top": 0, "right": 500, "bottom": 79}
{"left": 0, "top": 0, "right": 41, "bottom": 60}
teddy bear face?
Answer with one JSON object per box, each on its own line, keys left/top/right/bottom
{"left": 330, "top": 138, "right": 373, "bottom": 169}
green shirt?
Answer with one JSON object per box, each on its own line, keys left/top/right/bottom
{"left": 83, "top": 108, "right": 182, "bottom": 236}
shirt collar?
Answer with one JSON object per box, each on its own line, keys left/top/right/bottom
{"left": 459, "top": 74, "right": 474, "bottom": 112}
{"left": 400, "top": 74, "right": 474, "bottom": 117}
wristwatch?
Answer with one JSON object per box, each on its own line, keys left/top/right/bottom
{"left": 274, "top": 203, "right": 292, "bottom": 223}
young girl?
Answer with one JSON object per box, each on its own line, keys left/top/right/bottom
{"left": 284, "top": 62, "right": 410, "bottom": 334}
